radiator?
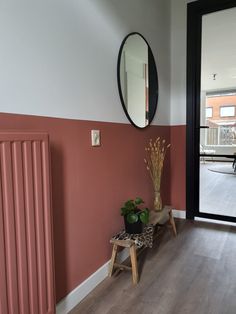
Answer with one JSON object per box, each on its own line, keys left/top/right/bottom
{"left": 0, "top": 132, "right": 55, "bottom": 314}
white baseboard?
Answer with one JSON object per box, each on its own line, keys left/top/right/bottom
{"left": 56, "top": 249, "right": 129, "bottom": 314}
{"left": 56, "top": 262, "right": 109, "bottom": 314}
{"left": 56, "top": 210, "right": 185, "bottom": 314}
{"left": 172, "top": 209, "right": 186, "bottom": 219}
{"left": 195, "top": 217, "right": 236, "bottom": 226}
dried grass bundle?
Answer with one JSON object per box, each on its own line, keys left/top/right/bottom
{"left": 144, "top": 137, "right": 170, "bottom": 210}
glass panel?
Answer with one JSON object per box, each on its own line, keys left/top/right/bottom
{"left": 200, "top": 7, "right": 236, "bottom": 217}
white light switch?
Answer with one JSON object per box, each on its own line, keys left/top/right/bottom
{"left": 91, "top": 130, "right": 100, "bottom": 146}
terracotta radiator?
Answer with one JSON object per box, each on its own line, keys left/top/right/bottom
{"left": 0, "top": 132, "right": 55, "bottom": 314}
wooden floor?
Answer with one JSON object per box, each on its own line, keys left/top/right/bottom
{"left": 200, "top": 162, "right": 236, "bottom": 217}
{"left": 70, "top": 219, "right": 236, "bottom": 314}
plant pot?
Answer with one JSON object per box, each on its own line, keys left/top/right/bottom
{"left": 124, "top": 216, "right": 143, "bottom": 234}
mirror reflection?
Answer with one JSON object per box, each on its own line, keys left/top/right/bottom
{"left": 118, "top": 33, "right": 158, "bottom": 128}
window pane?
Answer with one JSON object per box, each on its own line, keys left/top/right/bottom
{"left": 220, "top": 106, "right": 235, "bottom": 117}
{"left": 206, "top": 107, "right": 212, "bottom": 118}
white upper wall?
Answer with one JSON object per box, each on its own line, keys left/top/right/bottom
{"left": 201, "top": 7, "right": 236, "bottom": 91}
{"left": 170, "top": 0, "right": 187, "bottom": 125}
{"left": 0, "top": 0, "right": 171, "bottom": 126}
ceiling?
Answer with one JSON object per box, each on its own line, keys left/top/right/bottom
{"left": 201, "top": 6, "right": 236, "bottom": 92}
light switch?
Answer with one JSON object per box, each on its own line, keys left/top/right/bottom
{"left": 91, "top": 130, "right": 100, "bottom": 146}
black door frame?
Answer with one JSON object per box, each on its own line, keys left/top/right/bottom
{"left": 186, "top": 0, "right": 236, "bottom": 222}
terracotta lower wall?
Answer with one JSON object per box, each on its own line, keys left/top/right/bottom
{"left": 0, "top": 113, "right": 174, "bottom": 302}
{"left": 170, "top": 125, "right": 186, "bottom": 210}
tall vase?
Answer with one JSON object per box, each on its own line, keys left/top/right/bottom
{"left": 154, "top": 190, "right": 162, "bottom": 212}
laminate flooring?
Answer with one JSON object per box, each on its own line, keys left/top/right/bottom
{"left": 200, "top": 162, "right": 236, "bottom": 217}
{"left": 70, "top": 219, "right": 236, "bottom": 314}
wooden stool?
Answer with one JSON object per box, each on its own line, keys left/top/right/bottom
{"left": 168, "top": 207, "right": 177, "bottom": 236}
{"left": 109, "top": 207, "right": 177, "bottom": 285}
{"left": 109, "top": 239, "right": 139, "bottom": 284}
{"left": 149, "top": 206, "right": 177, "bottom": 236}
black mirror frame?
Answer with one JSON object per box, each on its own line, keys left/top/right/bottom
{"left": 117, "top": 32, "right": 159, "bottom": 129}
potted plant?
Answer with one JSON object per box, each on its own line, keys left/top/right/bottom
{"left": 120, "top": 197, "right": 149, "bottom": 234}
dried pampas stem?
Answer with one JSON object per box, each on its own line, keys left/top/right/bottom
{"left": 144, "top": 137, "right": 170, "bottom": 211}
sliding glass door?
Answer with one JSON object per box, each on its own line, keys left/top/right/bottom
{"left": 187, "top": 0, "right": 236, "bottom": 222}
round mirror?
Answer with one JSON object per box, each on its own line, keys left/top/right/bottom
{"left": 117, "top": 32, "right": 158, "bottom": 128}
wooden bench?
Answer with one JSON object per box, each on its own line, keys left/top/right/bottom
{"left": 109, "top": 206, "right": 177, "bottom": 284}
{"left": 109, "top": 239, "right": 139, "bottom": 284}
{"left": 149, "top": 205, "right": 177, "bottom": 236}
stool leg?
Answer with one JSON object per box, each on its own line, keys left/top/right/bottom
{"left": 169, "top": 210, "right": 177, "bottom": 237}
{"left": 130, "top": 245, "right": 139, "bottom": 284}
{"left": 109, "top": 244, "right": 118, "bottom": 277}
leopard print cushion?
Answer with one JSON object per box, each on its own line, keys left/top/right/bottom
{"left": 112, "top": 225, "right": 154, "bottom": 248}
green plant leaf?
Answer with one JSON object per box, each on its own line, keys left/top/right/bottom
{"left": 121, "top": 207, "right": 129, "bottom": 216}
{"left": 124, "top": 200, "right": 136, "bottom": 211}
{"left": 139, "top": 210, "right": 149, "bottom": 224}
{"left": 127, "top": 212, "right": 138, "bottom": 224}
{"left": 134, "top": 197, "right": 144, "bottom": 205}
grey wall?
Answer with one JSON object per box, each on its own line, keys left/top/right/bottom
{"left": 0, "top": 0, "right": 171, "bottom": 125}
{"left": 170, "top": 0, "right": 187, "bottom": 125}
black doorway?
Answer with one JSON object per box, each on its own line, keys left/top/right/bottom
{"left": 186, "top": 0, "right": 236, "bottom": 223}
